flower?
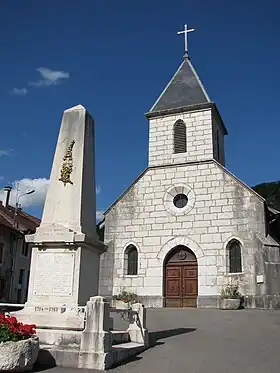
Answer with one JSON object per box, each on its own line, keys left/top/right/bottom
{"left": 8, "top": 317, "right": 18, "bottom": 325}
{"left": 0, "top": 313, "right": 36, "bottom": 343}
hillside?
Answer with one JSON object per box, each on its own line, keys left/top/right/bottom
{"left": 252, "top": 181, "right": 280, "bottom": 211}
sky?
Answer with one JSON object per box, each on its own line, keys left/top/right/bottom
{"left": 0, "top": 0, "right": 279, "bottom": 220}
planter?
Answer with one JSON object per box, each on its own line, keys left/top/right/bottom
{"left": 114, "top": 300, "right": 131, "bottom": 309}
{"left": 0, "top": 336, "right": 39, "bottom": 372}
{"left": 220, "top": 298, "right": 240, "bottom": 310}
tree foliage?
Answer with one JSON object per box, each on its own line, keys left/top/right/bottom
{"left": 252, "top": 181, "right": 280, "bottom": 210}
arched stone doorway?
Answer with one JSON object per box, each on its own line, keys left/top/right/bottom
{"left": 164, "top": 245, "right": 198, "bottom": 308}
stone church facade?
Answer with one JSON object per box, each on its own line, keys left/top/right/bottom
{"left": 99, "top": 54, "right": 280, "bottom": 308}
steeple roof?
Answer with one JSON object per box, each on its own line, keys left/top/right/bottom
{"left": 148, "top": 56, "right": 211, "bottom": 116}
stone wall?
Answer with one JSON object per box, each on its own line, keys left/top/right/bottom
{"left": 99, "top": 241, "right": 115, "bottom": 298}
{"left": 148, "top": 109, "right": 215, "bottom": 167}
{"left": 99, "top": 160, "right": 266, "bottom": 307}
{"left": 251, "top": 236, "right": 280, "bottom": 308}
{"left": 212, "top": 115, "right": 225, "bottom": 166}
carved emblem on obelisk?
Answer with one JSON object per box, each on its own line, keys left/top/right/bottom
{"left": 59, "top": 140, "right": 75, "bottom": 186}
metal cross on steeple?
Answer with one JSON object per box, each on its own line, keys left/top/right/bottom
{"left": 177, "top": 24, "right": 195, "bottom": 56}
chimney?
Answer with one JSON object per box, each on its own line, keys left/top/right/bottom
{"left": 3, "top": 186, "right": 12, "bottom": 207}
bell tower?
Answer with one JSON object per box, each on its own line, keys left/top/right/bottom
{"left": 146, "top": 54, "right": 227, "bottom": 167}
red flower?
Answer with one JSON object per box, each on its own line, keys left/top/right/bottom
{"left": 9, "top": 325, "right": 18, "bottom": 334}
{"left": 0, "top": 314, "right": 36, "bottom": 341}
{"left": 8, "top": 317, "right": 18, "bottom": 325}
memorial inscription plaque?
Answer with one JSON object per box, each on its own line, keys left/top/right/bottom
{"left": 33, "top": 252, "right": 75, "bottom": 296}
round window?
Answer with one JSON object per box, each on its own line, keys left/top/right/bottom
{"left": 173, "top": 193, "right": 188, "bottom": 208}
{"left": 164, "top": 184, "right": 195, "bottom": 216}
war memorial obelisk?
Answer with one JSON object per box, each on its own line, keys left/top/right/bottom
{"left": 18, "top": 104, "right": 106, "bottom": 332}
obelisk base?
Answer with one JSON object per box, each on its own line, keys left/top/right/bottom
{"left": 14, "top": 229, "right": 106, "bottom": 337}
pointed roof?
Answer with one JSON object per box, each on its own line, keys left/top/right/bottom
{"left": 146, "top": 55, "right": 228, "bottom": 134}
{"left": 147, "top": 56, "right": 211, "bottom": 116}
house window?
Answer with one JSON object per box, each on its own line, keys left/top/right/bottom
{"left": 124, "top": 245, "right": 138, "bottom": 275}
{"left": 0, "top": 278, "right": 5, "bottom": 298}
{"left": 228, "top": 240, "right": 242, "bottom": 273}
{"left": 19, "top": 269, "right": 24, "bottom": 285}
{"left": 0, "top": 243, "right": 3, "bottom": 264}
{"left": 21, "top": 241, "right": 29, "bottom": 257}
{"left": 174, "top": 120, "right": 187, "bottom": 154}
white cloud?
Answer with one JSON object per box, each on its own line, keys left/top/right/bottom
{"left": 0, "top": 149, "right": 12, "bottom": 157}
{"left": 96, "top": 210, "right": 104, "bottom": 221}
{"left": 29, "top": 67, "right": 70, "bottom": 87}
{"left": 0, "top": 178, "right": 104, "bottom": 223}
{"left": 11, "top": 88, "right": 28, "bottom": 96}
{"left": 0, "top": 178, "right": 50, "bottom": 208}
{"left": 96, "top": 185, "right": 101, "bottom": 195}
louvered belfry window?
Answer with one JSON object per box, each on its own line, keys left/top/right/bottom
{"left": 174, "top": 120, "right": 187, "bottom": 154}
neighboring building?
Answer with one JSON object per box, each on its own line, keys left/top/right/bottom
{"left": 98, "top": 53, "right": 280, "bottom": 309}
{"left": 0, "top": 186, "right": 40, "bottom": 303}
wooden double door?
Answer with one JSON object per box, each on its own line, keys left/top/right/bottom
{"left": 164, "top": 246, "right": 198, "bottom": 308}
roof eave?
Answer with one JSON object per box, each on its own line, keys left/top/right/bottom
{"left": 0, "top": 221, "right": 24, "bottom": 235}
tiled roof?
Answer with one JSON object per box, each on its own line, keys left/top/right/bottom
{"left": 0, "top": 202, "right": 40, "bottom": 234}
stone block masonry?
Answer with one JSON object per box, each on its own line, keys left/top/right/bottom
{"left": 148, "top": 109, "right": 216, "bottom": 167}
{"left": 99, "top": 158, "right": 267, "bottom": 307}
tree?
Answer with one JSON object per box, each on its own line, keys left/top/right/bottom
{"left": 252, "top": 181, "right": 280, "bottom": 210}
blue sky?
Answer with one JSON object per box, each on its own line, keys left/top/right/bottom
{"left": 0, "top": 0, "right": 279, "bottom": 219}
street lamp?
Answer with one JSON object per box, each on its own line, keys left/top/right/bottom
{"left": 13, "top": 189, "right": 35, "bottom": 227}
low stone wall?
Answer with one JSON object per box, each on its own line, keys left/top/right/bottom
{"left": 137, "top": 296, "right": 164, "bottom": 308}
{"left": 245, "top": 295, "right": 280, "bottom": 310}
{"left": 197, "top": 295, "right": 220, "bottom": 308}
{"left": 109, "top": 294, "right": 280, "bottom": 310}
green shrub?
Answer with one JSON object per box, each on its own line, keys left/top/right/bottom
{"left": 221, "top": 284, "right": 242, "bottom": 299}
{"left": 113, "top": 289, "right": 137, "bottom": 305}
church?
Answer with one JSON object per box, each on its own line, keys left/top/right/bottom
{"left": 98, "top": 45, "right": 280, "bottom": 308}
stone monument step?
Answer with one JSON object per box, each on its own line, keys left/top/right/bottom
{"left": 111, "top": 342, "right": 145, "bottom": 364}
{"left": 112, "top": 341, "right": 145, "bottom": 349}
{"left": 111, "top": 330, "right": 130, "bottom": 345}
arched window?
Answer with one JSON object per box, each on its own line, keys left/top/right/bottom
{"left": 228, "top": 240, "right": 242, "bottom": 273}
{"left": 124, "top": 245, "right": 138, "bottom": 275}
{"left": 174, "top": 120, "right": 187, "bottom": 154}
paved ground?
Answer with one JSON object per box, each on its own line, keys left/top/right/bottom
{"left": 35, "top": 308, "right": 280, "bottom": 373}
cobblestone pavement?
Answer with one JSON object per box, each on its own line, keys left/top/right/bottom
{"left": 35, "top": 308, "right": 280, "bottom": 373}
